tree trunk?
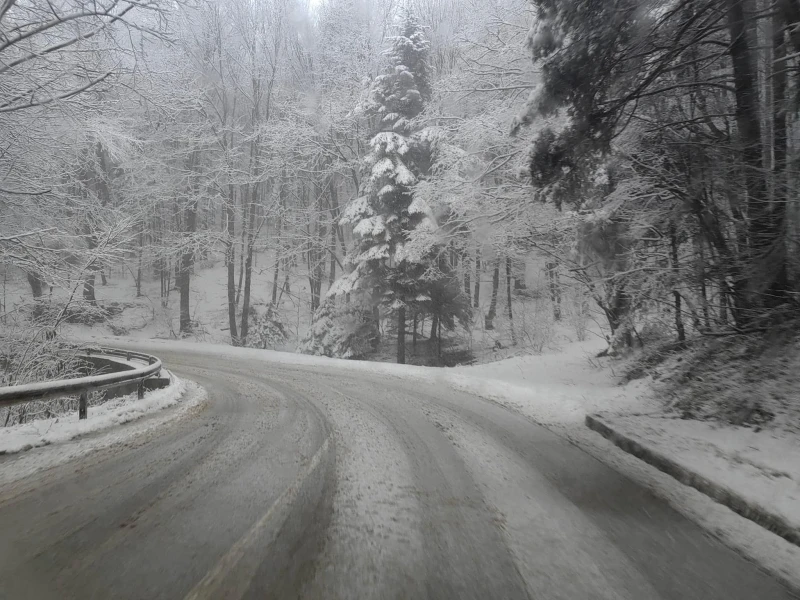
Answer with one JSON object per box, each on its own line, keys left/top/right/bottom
{"left": 27, "top": 272, "right": 44, "bottom": 321}
{"left": 225, "top": 188, "right": 239, "bottom": 344}
{"left": 397, "top": 305, "right": 406, "bottom": 364}
{"left": 282, "top": 258, "right": 291, "bottom": 296}
{"left": 240, "top": 241, "right": 254, "bottom": 343}
{"left": 463, "top": 252, "right": 471, "bottom": 306}
{"left": 240, "top": 185, "right": 259, "bottom": 344}
{"left": 272, "top": 255, "right": 280, "bottom": 306}
{"left": 719, "top": 276, "right": 729, "bottom": 325}
{"left": 695, "top": 235, "right": 710, "bottom": 328}
{"left": 159, "top": 258, "right": 165, "bottom": 302}
{"left": 372, "top": 304, "right": 381, "bottom": 345}
{"left": 309, "top": 236, "right": 323, "bottom": 315}
{"left": 272, "top": 177, "right": 286, "bottom": 306}
{"left": 311, "top": 279, "right": 322, "bottom": 313}
{"left": 327, "top": 174, "right": 348, "bottom": 263}
{"left": 83, "top": 273, "right": 96, "bottom": 306}
{"left": 136, "top": 228, "right": 143, "bottom": 298}
{"left": 506, "top": 257, "right": 516, "bottom": 345}
{"left": 329, "top": 226, "right": 337, "bottom": 288}
{"left": 546, "top": 262, "right": 562, "bottom": 321}
{"left": 277, "top": 256, "right": 291, "bottom": 308}
{"left": 164, "top": 259, "right": 171, "bottom": 304}
{"left": 606, "top": 287, "right": 632, "bottom": 347}
{"left": 485, "top": 259, "right": 500, "bottom": 330}
{"left": 670, "top": 226, "right": 686, "bottom": 341}
{"left": 82, "top": 229, "right": 99, "bottom": 306}
{"left": 437, "top": 317, "right": 442, "bottom": 362}
{"left": 514, "top": 260, "right": 527, "bottom": 290}
{"left": 770, "top": 10, "right": 789, "bottom": 294}
{"left": 473, "top": 249, "right": 481, "bottom": 308}
{"left": 236, "top": 201, "right": 247, "bottom": 307}
{"left": 430, "top": 313, "right": 439, "bottom": 340}
{"left": 173, "top": 258, "right": 181, "bottom": 291}
{"left": 727, "top": 0, "right": 777, "bottom": 304}
{"left": 179, "top": 261, "right": 191, "bottom": 334}
{"left": 179, "top": 200, "right": 198, "bottom": 335}
{"left": 412, "top": 312, "right": 418, "bottom": 349}
{"left": 309, "top": 236, "right": 324, "bottom": 314}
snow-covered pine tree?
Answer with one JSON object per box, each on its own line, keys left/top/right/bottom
{"left": 310, "top": 10, "right": 434, "bottom": 363}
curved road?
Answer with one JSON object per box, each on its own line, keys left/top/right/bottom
{"left": 0, "top": 347, "right": 794, "bottom": 599}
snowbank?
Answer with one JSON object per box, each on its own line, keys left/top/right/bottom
{"left": 446, "top": 335, "right": 658, "bottom": 424}
{"left": 0, "top": 379, "right": 205, "bottom": 486}
{"left": 0, "top": 373, "right": 189, "bottom": 455}
{"left": 591, "top": 413, "right": 800, "bottom": 538}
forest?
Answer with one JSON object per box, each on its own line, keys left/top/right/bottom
{"left": 2, "top": 0, "right": 799, "bottom": 381}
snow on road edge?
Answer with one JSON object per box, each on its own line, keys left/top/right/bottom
{"left": 589, "top": 413, "right": 800, "bottom": 539}
{"left": 0, "top": 379, "right": 205, "bottom": 486}
{"left": 1, "top": 374, "right": 187, "bottom": 455}
{"left": 555, "top": 417, "right": 800, "bottom": 593}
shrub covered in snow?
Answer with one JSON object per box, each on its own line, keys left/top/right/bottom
{"left": 245, "top": 304, "right": 287, "bottom": 350}
{"left": 298, "top": 297, "right": 378, "bottom": 359}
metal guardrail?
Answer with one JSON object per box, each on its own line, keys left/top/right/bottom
{"left": 0, "top": 347, "right": 163, "bottom": 419}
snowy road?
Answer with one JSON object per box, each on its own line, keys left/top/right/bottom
{"left": 0, "top": 347, "right": 794, "bottom": 600}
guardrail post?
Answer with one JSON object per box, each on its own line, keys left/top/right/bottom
{"left": 137, "top": 380, "right": 145, "bottom": 400}
{"left": 79, "top": 391, "right": 88, "bottom": 420}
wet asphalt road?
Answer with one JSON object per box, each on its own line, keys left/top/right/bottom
{"left": 0, "top": 346, "right": 794, "bottom": 599}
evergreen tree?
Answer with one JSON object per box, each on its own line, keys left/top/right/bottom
{"left": 304, "top": 10, "right": 469, "bottom": 363}
{"left": 327, "top": 11, "right": 434, "bottom": 363}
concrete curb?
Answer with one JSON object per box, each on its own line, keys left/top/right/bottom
{"left": 585, "top": 414, "right": 800, "bottom": 549}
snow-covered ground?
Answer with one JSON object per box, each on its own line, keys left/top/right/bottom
{"left": 16, "top": 328, "right": 800, "bottom": 589}
{"left": 446, "top": 342, "right": 800, "bottom": 589}
{"left": 592, "top": 414, "right": 800, "bottom": 532}
{"left": 451, "top": 338, "right": 800, "bottom": 542}
{"left": 448, "top": 334, "right": 658, "bottom": 423}
{"left": 2, "top": 258, "right": 316, "bottom": 347}
{"left": 0, "top": 377, "right": 205, "bottom": 485}
{"left": 78, "top": 331, "right": 800, "bottom": 546}
{"left": 444, "top": 344, "right": 800, "bottom": 590}
{"left": 0, "top": 373, "right": 187, "bottom": 455}
{"left": 142, "top": 334, "right": 800, "bottom": 589}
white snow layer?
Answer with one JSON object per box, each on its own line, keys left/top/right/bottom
{"left": 0, "top": 374, "right": 195, "bottom": 455}
{"left": 353, "top": 215, "right": 386, "bottom": 237}
{"left": 0, "top": 379, "right": 205, "bottom": 487}
{"left": 595, "top": 414, "right": 800, "bottom": 535}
